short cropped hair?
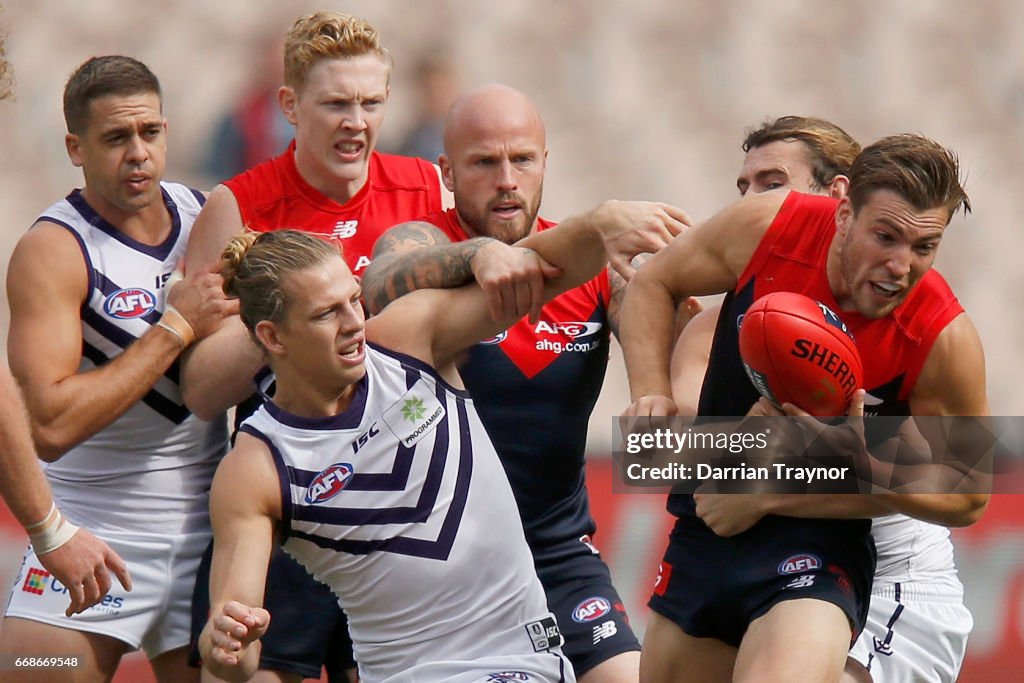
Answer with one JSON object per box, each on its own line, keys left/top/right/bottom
{"left": 63, "top": 55, "right": 161, "bottom": 134}
{"left": 848, "top": 134, "right": 971, "bottom": 223}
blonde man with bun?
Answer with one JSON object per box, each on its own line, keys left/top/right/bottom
{"left": 199, "top": 199, "right": 688, "bottom": 683}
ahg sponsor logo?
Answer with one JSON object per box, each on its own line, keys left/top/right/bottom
{"left": 534, "top": 320, "right": 602, "bottom": 339}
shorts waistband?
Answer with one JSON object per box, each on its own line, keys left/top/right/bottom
{"left": 872, "top": 580, "right": 964, "bottom": 603}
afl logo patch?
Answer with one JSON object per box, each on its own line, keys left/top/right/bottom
{"left": 305, "top": 463, "right": 355, "bottom": 504}
{"left": 572, "top": 596, "right": 612, "bottom": 623}
{"left": 103, "top": 288, "right": 157, "bottom": 319}
{"left": 778, "top": 554, "right": 822, "bottom": 575}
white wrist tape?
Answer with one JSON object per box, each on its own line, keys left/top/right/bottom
{"left": 24, "top": 502, "right": 57, "bottom": 531}
{"left": 166, "top": 269, "right": 185, "bottom": 292}
{"left": 159, "top": 304, "right": 196, "bottom": 348}
{"left": 29, "top": 509, "right": 80, "bottom": 555}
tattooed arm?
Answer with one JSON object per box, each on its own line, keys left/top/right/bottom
{"left": 363, "top": 221, "right": 559, "bottom": 323}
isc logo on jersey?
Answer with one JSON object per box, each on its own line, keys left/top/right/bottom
{"left": 103, "top": 288, "right": 157, "bottom": 319}
{"left": 305, "top": 463, "right": 355, "bottom": 504}
{"left": 572, "top": 596, "right": 612, "bottom": 623}
{"left": 778, "top": 554, "right": 822, "bottom": 575}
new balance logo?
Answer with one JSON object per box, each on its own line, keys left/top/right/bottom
{"left": 332, "top": 220, "right": 358, "bottom": 239}
{"left": 592, "top": 620, "right": 618, "bottom": 644}
{"left": 785, "top": 574, "right": 815, "bottom": 589}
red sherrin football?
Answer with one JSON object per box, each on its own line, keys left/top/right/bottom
{"left": 738, "top": 291, "right": 863, "bottom": 417}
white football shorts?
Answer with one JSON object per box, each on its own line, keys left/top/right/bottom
{"left": 4, "top": 527, "right": 209, "bottom": 658}
{"left": 849, "top": 582, "right": 972, "bottom": 683}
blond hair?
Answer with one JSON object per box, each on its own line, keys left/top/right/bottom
{"left": 221, "top": 230, "right": 341, "bottom": 334}
{"left": 284, "top": 11, "right": 393, "bottom": 92}
{"left": 743, "top": 116, "right": 861, "bottom": 192}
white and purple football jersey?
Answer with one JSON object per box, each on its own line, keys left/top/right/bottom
{"left": 241, "top": 343, "right": 573, "bottom": 683}
{"left": 35, "top": 183, "right": 227, "bottom": 535}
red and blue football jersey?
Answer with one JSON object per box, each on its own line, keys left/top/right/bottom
{"left": 422, "top": 209, "right": 613, "bottom": 560}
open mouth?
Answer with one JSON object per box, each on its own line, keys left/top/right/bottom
{"left": 335, "top": 140, "right": 365, "bottom": 161}
{"left": 491, "top": 201, "right": 522, "bottom": 219}
{"left": 870, "top": 281, "right": 902, "bottom": 299}
{"left": 126, "top": 173, "right": 151, "bottom": 190}
{"left": 338, "top": 339, "right": 364, "bottom": 363}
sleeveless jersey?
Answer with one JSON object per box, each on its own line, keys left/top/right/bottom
{"left": 674, "top": 192, "right": 964, "bottom": 579}
{"left": 241, "top": 344, "right": 561, "bottom": 681}
{"left": 424, "top": 209, "right": 612, "bottom": 561}
{"left": 225, "top": 143, "right": 442, "bottom": 274}
{"left": 36, "top": 184, "right": 228, "bottom": 535}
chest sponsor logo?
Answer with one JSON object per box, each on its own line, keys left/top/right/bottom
{"left": 103, "top": 287, "right": 157, "bottom": 319}
{"left": 353, "top": 255, "right": 372, "bottom": 273}
{"left": 382, "top": 381, "right": 446, "bottom": 447}
{"left": 486, "top": 674, "right": 531, "bottom": 682}
{"left": 332, "top": 220, "right": 358, "bottom": 239}
{"left": 305, "top": 463, "right": 355, "bottom": 504}
{"left": 534, "top": 320, "right": 602, "bottom": 339}
{"left": 572, "top": 596, "right": 612, "bottom": 623}
{"left": 534, "top": 320, "right": 603, "bottom": 354}
{"left": 778, "top": 553, "right": 822, "bottom": 575}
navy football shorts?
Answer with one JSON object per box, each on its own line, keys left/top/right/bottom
{"left": 189, "top": 543, "right": 355, "bottom": 680}
{"left": 649, "top": 513, "right": 875, "bottom": 648}
{"left": 537, "top": 544, "right": 641, "bottom": 676}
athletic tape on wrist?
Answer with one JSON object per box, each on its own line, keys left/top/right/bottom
{"left": 24, "top": 502, "right": 57, "bottom": 532}
{"left": 165, "top": 269, "right": 185, "bottom": 292}
{"left": 159, "top": 304, "right": 196, "bottom": 347}
{"left": 29, "top": 510, "right": 80, "bottom": 555}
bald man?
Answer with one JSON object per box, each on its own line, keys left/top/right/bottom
{"left": 361, "top": 84, "right": 682, "bottom": 683}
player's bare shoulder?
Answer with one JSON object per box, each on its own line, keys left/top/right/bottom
{"left": 370, "top": 220, "right": 453, "bottom": 259}
{"left": 912, "top": 312, "right": 988, "bottom": 416}
{"left": 9, "top": 220, "right": 90, "bottom": 300}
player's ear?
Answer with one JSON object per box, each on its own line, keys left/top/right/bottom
{"left": 254, "top": 320, "right": 287, "bottom": 357}
{"left": 829, "top": 175, "right": 850, "bottom": 199}
{"left": 438, "top": 155, "right": 455, "bottom": 192}
{"left": 279, "top": 86, "right": 298, "bottom": 126}
{"left": 65, "top": 133, "right": 84, "bottom": 168}
{"left": 835, "top": 196, "right": 853, "bottom": 237}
